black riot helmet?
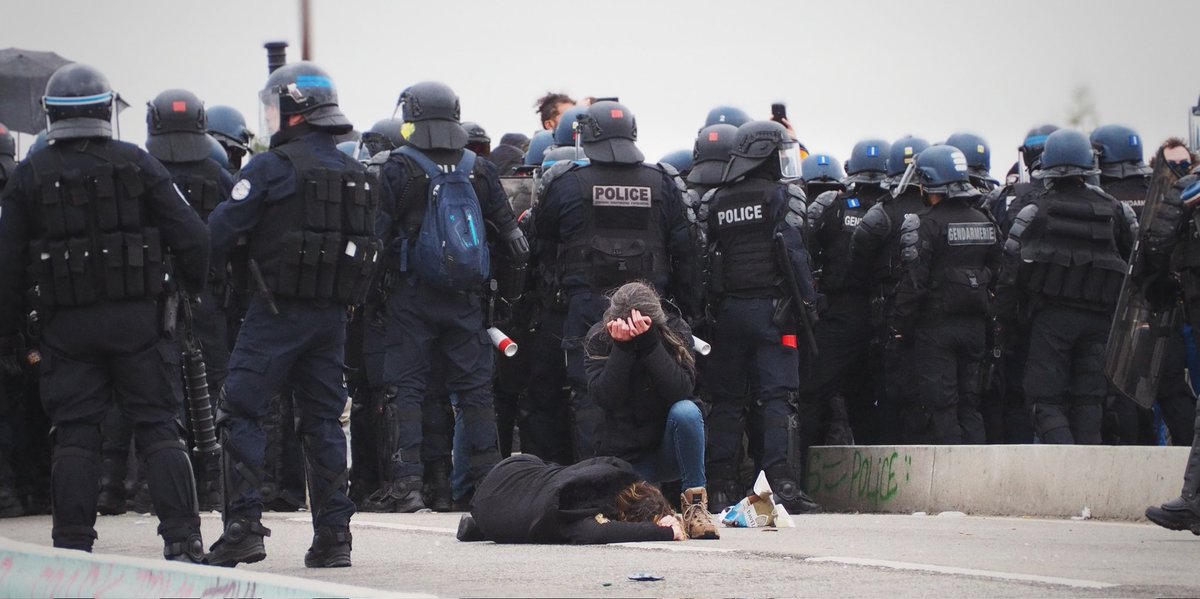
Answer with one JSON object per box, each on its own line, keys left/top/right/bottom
{"left": 523, "top": 130, "right": 554, "bottom": 166}
{"left": 1090, "top": 124, "right": 1152, "bottom": 179}
{"left": 42, "top": 63, "right": 116, "bottom": 141}
{"left": 722, "top": 120, "right": 802, "bottom": 183}
{"left": 361, "top": 118, "right": 405, "bottom": 156}
{"left": 945, "top": 132, "right": 996, "bottom": 185}
{"left": 397, "top": 81, "right": 468, "bottom": 151}
{"left": 688, "top": 124, "right": 737, "bottom": 186}
{"left": 579, "top": 101, "right": 644, "bottom": 164}
{"left": 704, "top": 105, "right": 751, "bottom": 128}
{"left": 259, "top": 61, "right": 352, "bottom": 137}
{"left": 146, "top": 89, "right": 211, "bottom": 162}
{"left": 1035, "top": 129, "right": 1099, "bottom": 179}
{"left": 915, "top": 144, "right": 978, "bottom": 198}
{"left": 462, "top": 121, "right": 491, "bottom": 156}
{"left": 844, "top": 138, "right": 891, "bottom": 185}
{"left": 207, "top": 134, "right": 231, "bottom": 170}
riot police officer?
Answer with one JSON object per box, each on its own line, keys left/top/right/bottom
{"left": 0, "top": 63, "right": 210, "bottom": 560}
{"left": 463, "top": 121, "right": 491, "bottom": 157}
{"left": 995, "top": 129, "right": 1137, "bottom": 445}
{"left": 0, "top": 123, "right": 14, "bottom": 189}
{"left": 799, "top": 153, "right": 846, "bottom": 199}
{"left": 143, "top": 88, "right": 235, "bottom": 511}
{"left": 801, "top": 138, "right": 891, "bottom": 448}
{"left": 0, "top": 122, "right": 20, "bottom": 517}
{"left": 985, "top": 124, "right": 1058, "bottom": 230}
{"left": 361, "top": 118, "right": 406, "bottom": 160}
{"left": 206, "top": 105, "right": 253, "bottom": 173}
{"left": 702, "top": 120, "right": 820, "bottom": 514}
{"left": 945, "top": 132, "right": 999, "bottom": 194}
{"left": 890, "top": 145, "right": 1001, "bottom": 443}
{"left": 205, "top": 61, "right": 380, "bottom": 568}
{"left": 369, "top": 81, "right": 527, "bottom": 512}
{"left": 531, "top": 100, "right": 699, "bottom": 462}
{"left": 848, "top": 136, "right": 930, "bottom": 442}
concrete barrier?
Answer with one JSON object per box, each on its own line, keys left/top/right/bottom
{"left": 0, "top": 537, "right": 430, "bottom": 599}
{"left": 805, "top": 445, "right": 1191, "bottom": 520}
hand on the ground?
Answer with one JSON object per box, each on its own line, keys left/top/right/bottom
{"left": 657, "top": 514, "right": 686, "bottom": 541}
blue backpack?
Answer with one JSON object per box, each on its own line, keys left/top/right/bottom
{"left": 398, "top": 145, "right": 490, "bottom": 291}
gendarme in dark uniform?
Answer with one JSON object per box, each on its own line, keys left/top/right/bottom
{"left": 995, "top": 129, "right": 1137, "bottom": 445}
{"left": 0, "top": 64, "right": 210, "bottom": 561}
{"left": 205, "top": 62, "right": 381, "bottom": 568}
{"left": 889, "top": 145, "right": 1001, "bottom": 444}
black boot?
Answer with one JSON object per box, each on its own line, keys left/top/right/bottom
{"left": 360, "top": 475, "right": 424, "bottom": 513}
{"left": 96, "top": 457, "right": 126, "bottom": 516}
{"left": 164, "top": 532, "right": 206, "bottom": 563}
{"left": 204, "top": 518, "right": 270, "bottom": 567}
{"left": 424, "top": 461, "right": 452, "bottom": 513}
{"left": 1146, "top": 496, "right": 1200, "bottom": 534}
{"left": 767, "top": 466, "right": 823, "bottom": 514}
{"left": 707, "top": 479, "right": 742, "bottom": 514}
{"left": 304, "top": 527, "right": 352, "bottom": 568}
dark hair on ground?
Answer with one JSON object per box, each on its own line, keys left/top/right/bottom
{"left": 586, "top": 281, "right": 696, "bottom": 373}
{"left": 613, "top": 481, "right": 675, "bottom": 523}
{"left": 534, "top": 92, "right": 575, "bottom": 125}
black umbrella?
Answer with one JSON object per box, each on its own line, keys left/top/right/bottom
{"left": 0, "top": 48, "right": 72, "bottom": 134}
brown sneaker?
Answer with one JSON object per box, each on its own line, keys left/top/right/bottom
{"left": 681, "top": 487, "right": 720, "bottom": 540}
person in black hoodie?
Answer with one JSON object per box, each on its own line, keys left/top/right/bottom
{"left": 584, "top": 282, "right": 718, "bottom": 540}
{"left": 458, "top": 453, "right": 683, "bottom": 544}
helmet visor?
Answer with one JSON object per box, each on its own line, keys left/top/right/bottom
{"left": 258, "top": 89, "right": 281, "bottom": 138}
{"left": 779, "top": 142, "right": 802, "bottom": 181}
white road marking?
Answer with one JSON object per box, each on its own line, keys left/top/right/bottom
{"left": 805, "top": 556, "right": 1116, "bottom": 589}
{"left": 289, "top": 517, "right": 458, "bottom": 535}
{"left": 609, "top": 542, "right": 736, "bottom": 553}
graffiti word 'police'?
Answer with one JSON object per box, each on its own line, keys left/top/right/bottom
{"left": 717, "top": 204, "right": 764, "bottom": 226}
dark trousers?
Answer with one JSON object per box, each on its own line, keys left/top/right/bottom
{"left": 704, "top": 297, "right": 799, "bottom": 481}
{"left": 909, "top": 316, "right": 986, "bottom": 444}
{"left": 221, "top": 298, "right": 353, "bottom": 530}
{"left": 39, "top": 301, "right": 199, "bottom": 550}
{"left": 800, "top": 291, "right": 876, "bottom": 447}
{"left": 383, "top": 281, "right": 498, "bottom": 483}
{"left": 1023, "top": 303, "right": 1109, "bottom": 445}
{"left": 520, "top": 309, "right": 572, "bottom": 464}
{"left": 563, "top": 291, "right": 610, "bottom": 461}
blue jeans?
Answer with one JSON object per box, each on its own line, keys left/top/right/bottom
{"left": 633, "top": 400, "right": 707, "bottom": 490}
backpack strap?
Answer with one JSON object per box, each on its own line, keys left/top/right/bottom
{"left": 397, "top": 145, "right": 478, "bottom": 178}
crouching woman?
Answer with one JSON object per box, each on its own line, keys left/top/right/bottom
{"left": 584, "top": 282, "right": 717, "bottom": 540}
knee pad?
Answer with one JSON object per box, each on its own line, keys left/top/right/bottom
{"left": 53, "top": 422, "right": 103, "bottom": 455}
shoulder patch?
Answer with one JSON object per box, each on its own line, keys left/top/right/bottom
{"left": 946, "top": 222, "right": 998, "bottom": 246}
{"left": 231, "top": 179, "right": 251, "bottom": 201}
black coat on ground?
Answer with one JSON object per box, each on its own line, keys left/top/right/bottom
{"left": 470, "top": 454, "right": 673, "bottom": 544}
{"left": 585, "top": 317, "right": 696, "bottom": 463}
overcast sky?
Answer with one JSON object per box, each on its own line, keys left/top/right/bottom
{"left": 6, "top": 0, "right": 1199, "bottom": 179}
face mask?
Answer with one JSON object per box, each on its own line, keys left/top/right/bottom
{"left": 1168, "top": 159, "right": 1192, "bottom": 179}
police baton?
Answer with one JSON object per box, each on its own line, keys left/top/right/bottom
{"left": 773, "top": 232, "right": 819, "bottom": 356}
{"left": 248, "top": 258, "right": 280, "bottom": 315}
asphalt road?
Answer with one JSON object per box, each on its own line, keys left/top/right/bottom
{"left": 4, "top": 510, "right": 1200, "bottom": 597}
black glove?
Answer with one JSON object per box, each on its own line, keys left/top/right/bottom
{"left": 499, "top": 224, "right": 530, "bottom": 264}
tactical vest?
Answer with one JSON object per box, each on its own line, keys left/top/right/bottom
{"left": 560, "top": 163, "right": 668, "bottom": 292}
{"left": 925, "top": 206, "right": 997, "bottom": 316}
{"left": 169, "top": 159, "right": 226, "bottom": 222}
{"left": 254, "top": 142, "right": 381, "bottom": 305}
{"left": 709, "top": 177, "right": 780, "bottom": 295}
{"left": 1100, "top": 176, "right": 1149, "bottom": 221}
{"left": 1021, "top": 186, "right": 1127, "bottom": 309}
{"left": 821, "top": 188, "right": 878, "bottom": 292}
{"left": 27, "top": 143, "right": 164, "bottom": 308}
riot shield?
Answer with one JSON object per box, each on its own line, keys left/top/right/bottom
{"left": 500, "top": 176, "right": 534, "bottom": 217}
{"left": 1105, "top": 161, "right": 1183, "bottom": 408}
